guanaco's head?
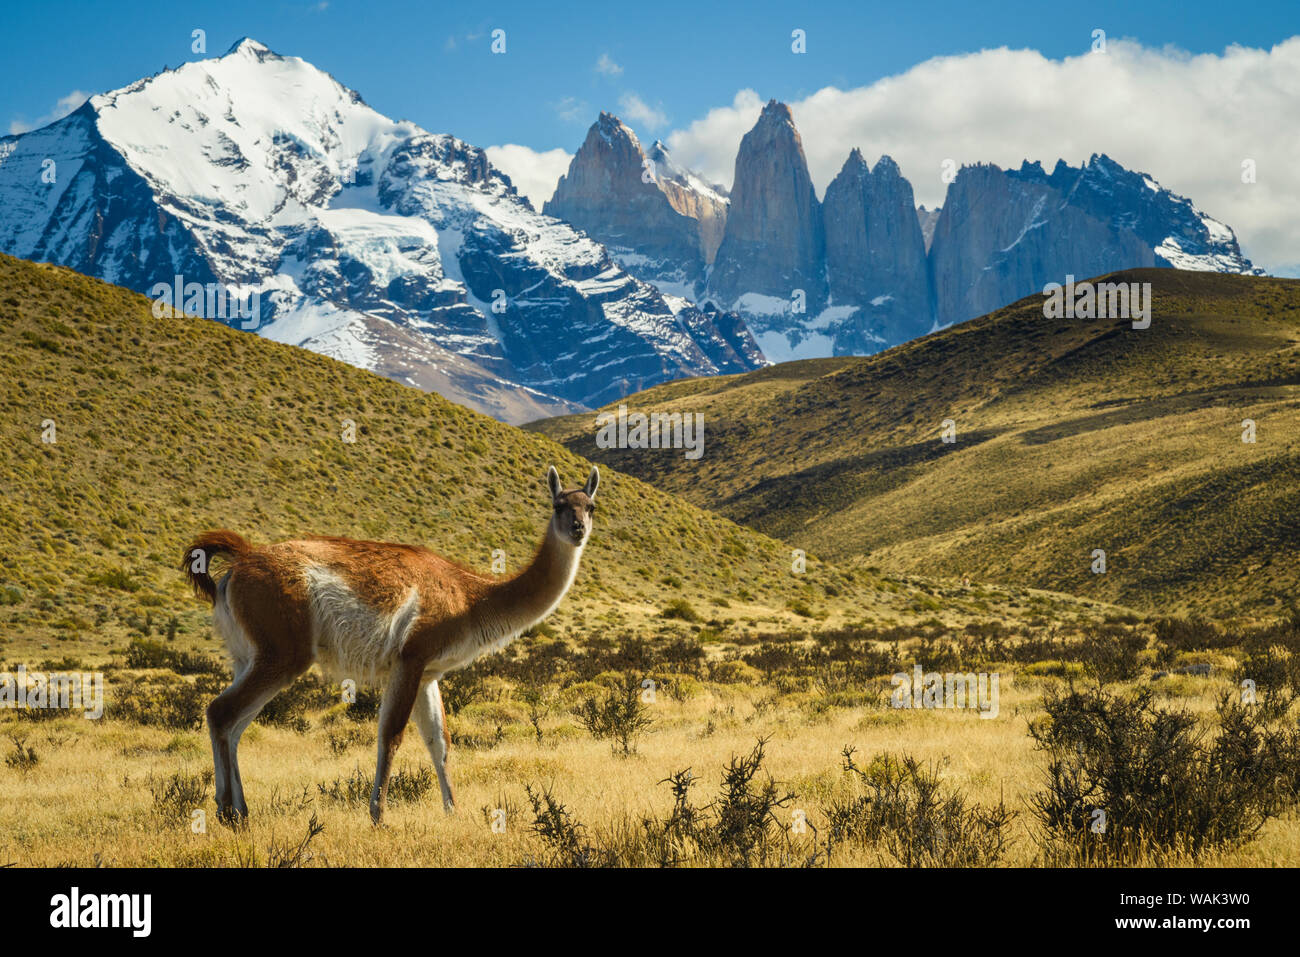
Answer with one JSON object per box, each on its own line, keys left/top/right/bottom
{"left": 547, "top": 465, "right": 599, "bottom": 547}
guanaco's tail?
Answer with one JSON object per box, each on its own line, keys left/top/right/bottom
{"left": 181, "top": 529, "right": 252, "bottom": 604}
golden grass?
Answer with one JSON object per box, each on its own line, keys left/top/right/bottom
{"left": 2, "top": 664, "right": 1296, "bottom": 867}
{"left": 2, "top": 255, "right": 1295, "bottom": 868}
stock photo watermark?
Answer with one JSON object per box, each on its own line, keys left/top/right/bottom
{"left": 891, "top": 664, "right": 999, "bottom": 719}
{"left": 150, "top": 276, "right": 261, "bottom": 327}
{"left": 1042, "top": 275, "right": 1152, "bottom": 329}
{"left": 0, "top": 665, "right": 104, "bottom": 719}
{"left": 595, "top": 404, "right": 704, "bottom": 460}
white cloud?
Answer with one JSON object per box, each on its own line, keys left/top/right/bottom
{"left": 664, "top": 39, "right": 1300, "bottom": 274}
{"left": 595, "top": 53, "right": 622, "bottom": 76}
{"left": 486, "top": 144, "right": 573, "bottom": 210}
{"left": 8, "top": 89, "right": 90, "bottom": 135}
{"left": 618, "top": 92, "right": 668, "bottom": 132}
{"left": 553, "top": 96, "right": 590, "bottom": 124}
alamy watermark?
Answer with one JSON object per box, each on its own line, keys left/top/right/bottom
{"left": 0, "top": 665, "right": 103, "bottom": 719}
{"left": 150, "top": 275, "right": 262, "bottom": 327}
{"left": 595, "top": 404, "right": 704, "bottom": 460}
{"left": 891, "top": 664, "right": 999, "bottom": 719}
{"left": 1042, "top": 274, "right": 1151, "bottom": 329}
{"left": 49, "top": 887, "right": 150, "bottom": 937}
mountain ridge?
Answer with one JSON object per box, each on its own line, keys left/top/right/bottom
{"left": 530, "top": 268, "right": 1300, "bottom": 615}
{"left": 0, "top": 40, "right": 765, "bottom": 423}
{"left": 543, "top": 104, "right": 1260, "bottom": 363}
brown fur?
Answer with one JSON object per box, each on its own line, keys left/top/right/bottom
{"left": 181, "top": 529, "right": 251, "bottom": 602}
{"left": 188, "top": 465, "right": 598, "bottom": 825}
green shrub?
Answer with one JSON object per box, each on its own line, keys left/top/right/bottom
{"left": 124, "top": 637, "right": 224, "bottom": 675}
{"left": 661, "top": 599, "right": 701, "bottom": 622}
{"left": 520, "top": 738, "right": 817, "bottom": 868}
{"left": 1028, "top": 684, "right": 1300, "bottom": 863}
{"left": 1234, "top": 644, "right": 1298, "bottom": 721}
{"left": 317, "top": 764, "right": 434, "bottom": 806}
{"left": 4, "top": 735, "right": 39, "bottom": 772}
{"left": 116, "top": 674, "right": 216, "bottom": 730}
{"left": 826, "top": 749, "right": 1014, "bottom": 867}
{"left": 147, "top": 768, "right": 212, "bottom": 821}
{"left": 572, "top": 674, "right": 652, "bottom": 754}
{"left": 257, "top": 674, "right": 329, "bottom": 733}
{"left": 1078, "top": 628, "right": 1146, "bottom": 684}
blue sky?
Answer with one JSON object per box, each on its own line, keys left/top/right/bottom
{"left": 2, "top": 1, "right": 1298, "bottom": 272}
{"left": 2, "top": 0, "right": 1295, "bottom": 151}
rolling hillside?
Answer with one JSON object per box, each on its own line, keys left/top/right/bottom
{"left": 0, "top": 252, "right": 1121, "bottom": 665}
{"left": 532, "top": 269, "right": 1300, "bottom": 616}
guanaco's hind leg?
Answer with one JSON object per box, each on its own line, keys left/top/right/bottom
{"left": 207, "top": 657, "right": 308, "bottom": 823}
{"left": 208, "top": 656, "right": 248, "bottom": 822}
{"left": 413, "top": 678, "right": 456, "bottom": 812}
{"left": 370, "top": 662, "right": 424, "bottom": 825}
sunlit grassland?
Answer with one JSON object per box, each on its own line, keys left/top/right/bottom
{"left": 2, "top": 255, "right": 1297, "bottom": 868}
{"left": 1, "top": 646, "right": 1296, "bottom": 867}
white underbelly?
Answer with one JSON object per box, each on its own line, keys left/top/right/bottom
{"left": 307, "top": 567, "right": 420, "bottom": 686}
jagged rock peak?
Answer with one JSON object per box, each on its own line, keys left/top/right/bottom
{"left": 843, "top": 147, "right": 868, "bottom": 169}
{"left": 593, "top": 110, "right": 637, "bottom": 139}
{"left": 823, "top": 146, "right": 933, "bottom": 350}
{"left": 645, "top": 139, "right": 684, "bottom": 181}
{"left": 647, "top": 139, "right": 674, "bottom": 166}
{"left": 707, "top": 96, "right": 824, "bottom": 308}
{"left": 836, "top": 150, "right": 903, "bottom": 183}
{"left": 545, "top": 111, "right": 732, "bottom": 282}
{"left": 873, "top": 154, "right": 902, "bottom": 177}
{"left": 758, "top": 99, "right": 797, "bottom": 128}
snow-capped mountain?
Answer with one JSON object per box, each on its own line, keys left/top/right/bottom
{"left": 1015, "top": 154, "right": 1259, "bottom": 274}
{"left": 929, "top": 154, "right": 1261, "bottom": 327}
{"left": 0, "top": 38, "right": 764, "bottom": 421}
{"left": 541, "top": 101, "right": 1261, "bottom": 361}
{"left": 543, "top": 113, "right": 731, "bottom": 302}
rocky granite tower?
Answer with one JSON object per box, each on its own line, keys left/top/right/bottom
{"left": 928, "top": 163, "right": 1156, "bottom": 327}
{"left": 822, "top": 150, "right": 934, "bottom": 350}
{"left": 707, "top": 100, "right": 826, "bottom": 312}
{"left": 544, "top": 113, "right": 725, "bottom": 289}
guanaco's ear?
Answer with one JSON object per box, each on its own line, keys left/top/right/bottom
{"left": 547, "top": 466, "right": 562, "bottom": 501}
{"left": 584, "top": 465, "right": 600, "bottom": 500}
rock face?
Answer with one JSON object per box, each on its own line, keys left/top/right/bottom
{"left": 530, "top": 90, "right": 1269, "bottom": 371}
{"left": 1028, "top": 154, "right": 1258, "bottom": 273}
{"left": 541, "top": 102, "right": 1261, "bottom": 362}
{"left": 543, "top": 114, "right": 715, "bottom": 290}
{"left": 702, "top": 108, "right": 936, "bottom": 359}
{"left": 646, "top": 140, "right": 729, "bottom": 265}
{"left": 928, "top": 155, "right": 1260, "bottom": 327}
{"left": 0, "top": 40, "right": 767, "bottom": 421}
{"left": 822, "top": 150, "right": 933, "bottom": 351}
{"left": 929, "top": 163, "right": 1156, "bottom": 327}
{"left": 916, "top": 205, "right": 941, "bottom": 252}
{"left": 707, "top": 100, "right": 826, "bottom": 315}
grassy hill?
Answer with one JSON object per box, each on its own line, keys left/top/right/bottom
{"left": 7, "top": 255, "right": 1300, "bottom": 870}
{"left": 532, "top": 269, "right": 1300, "bottom": 617}
{"left": 0, "top": 252, "right": 1120, "bottom": 665}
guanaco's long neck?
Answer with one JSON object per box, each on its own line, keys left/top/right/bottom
{"left": 472, "top": 523, "right": 582, "bottom": 644}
